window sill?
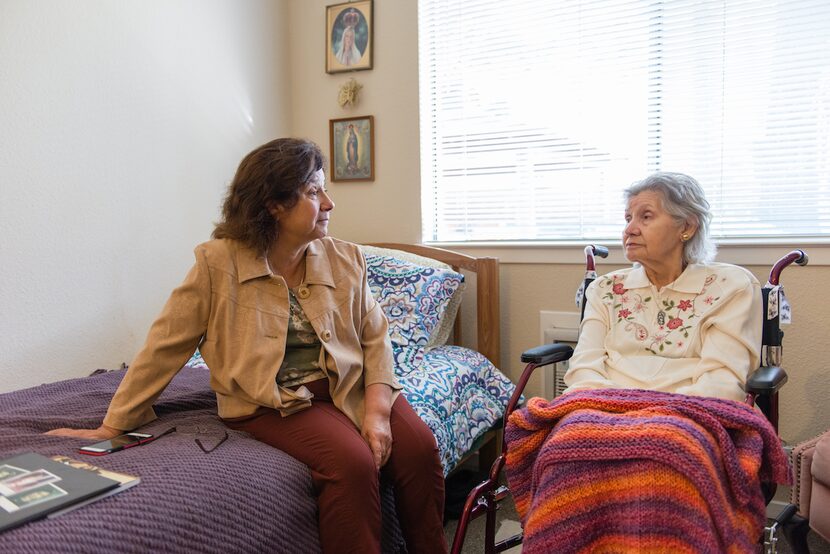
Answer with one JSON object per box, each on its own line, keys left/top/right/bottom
{"left": 426, "top": 240, "right": 829, "bottom": 266}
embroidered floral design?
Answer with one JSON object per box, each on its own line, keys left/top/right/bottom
{"left": 624, "top": 321, "right": 649, "bottom": 341}
{"left": 597, "top": 272, "right": 722, "bottom": 354}
{"left": 647, "top": 332, "right": 670, "bottom": 353}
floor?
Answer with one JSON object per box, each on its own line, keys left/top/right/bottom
{"left": 443, "top": 493, "right": 521, "bottom": 554}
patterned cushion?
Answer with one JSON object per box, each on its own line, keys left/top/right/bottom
{"left": 360, "top": 245, "right": 467, "bottom": 347}
{"left": 364, "top": 253, "right": 464, "bottom": 348}
{"left": 397, "top": 345, "right": 515, "bottom": 475}
{"left": 391, "top": 344, "right": 425, "bottom": 372}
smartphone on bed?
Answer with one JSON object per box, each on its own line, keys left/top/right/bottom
{"left": 78, "top": 432, "right": 155, "bottom": 456}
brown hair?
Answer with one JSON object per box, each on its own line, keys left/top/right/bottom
{"left": 212, "top": 138, "right": 325, "bottom": 253}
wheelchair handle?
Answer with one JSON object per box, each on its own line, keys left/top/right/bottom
{"left": 584, "top": 244, "right": 609, "bottom": 271}
{"left": 768, "top": 249, "right": 808, "bottom": 286}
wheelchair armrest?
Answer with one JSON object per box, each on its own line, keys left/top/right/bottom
{"left": 745, "top": 365, "right": 788, "bottom": 396}
{"left": 521, "top": 343, "right": 574, "bottom": 366}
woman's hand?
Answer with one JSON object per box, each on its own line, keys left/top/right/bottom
{"left": 44, "top": 424, "right": 123, "bottom": 440}
{"left": 363, "top": 383, "right": 394, "bottom": 469}
{"left": 362, "top": 411, "right": 392, "bottom": 470}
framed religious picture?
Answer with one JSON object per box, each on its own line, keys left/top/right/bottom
{"left": 329, "top": 115, "right": 374, "bottom": 182}
{"left": 326, "top": 0, "right": 373, "bottom": 73}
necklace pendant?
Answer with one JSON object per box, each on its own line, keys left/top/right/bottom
{"left": 657, "top": 310, "right": 666, "bottom": 326}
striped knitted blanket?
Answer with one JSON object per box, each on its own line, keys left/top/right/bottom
{"left": 504, "top": 389, "right": 791, "bottom": 553}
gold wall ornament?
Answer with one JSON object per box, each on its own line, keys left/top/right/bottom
{"left": 338, "top": 78, "right": 363, "bottom": 108}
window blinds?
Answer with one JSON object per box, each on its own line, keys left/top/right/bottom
{"left": 418, "top": 0, "right": 830, "bottom": 243}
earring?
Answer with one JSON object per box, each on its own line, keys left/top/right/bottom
{"left": 681, "top": 233, "right": 690, "bottom": 242}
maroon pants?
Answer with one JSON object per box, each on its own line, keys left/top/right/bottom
{"left": 223, "top": 379, "right": 447, "bottom": 554}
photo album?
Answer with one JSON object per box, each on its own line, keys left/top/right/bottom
{"left": 0, "top": 452, "right": 134, "bottom": 533}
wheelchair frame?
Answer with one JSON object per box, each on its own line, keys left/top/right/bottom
{"left": 450, "top": 246, "right": 808, "bottom": 554}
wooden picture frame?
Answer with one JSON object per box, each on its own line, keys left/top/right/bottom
{"left": 326, "top": 0, "right": 373, "bottom": 74}
{"left": 329, "top": 115, "right": 374, "bottom": 182}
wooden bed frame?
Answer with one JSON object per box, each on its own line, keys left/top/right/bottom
{"left": 368, "top": 243, "right": 502, "bottom": 470}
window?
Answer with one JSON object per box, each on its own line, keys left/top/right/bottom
{"left": 419, "top": 0, "right": 830, "bottom": 243}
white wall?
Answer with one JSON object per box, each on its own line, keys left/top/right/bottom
{"left": 0, "top": 0, "right": 291, "bottom": 391}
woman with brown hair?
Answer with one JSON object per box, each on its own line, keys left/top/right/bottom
{"left": 48, "top": 138, "right": 448, "bottom": 554}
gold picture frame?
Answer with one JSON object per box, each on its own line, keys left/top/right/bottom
{"left": 326, "top": 0, "right": 373, "bottom": 74}
{"left": 329, "top": 115, "right": 374, "bottom": 182}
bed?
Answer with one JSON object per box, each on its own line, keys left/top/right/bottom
{"left": 0, "top": 243, "right": 514, "bottom": 553}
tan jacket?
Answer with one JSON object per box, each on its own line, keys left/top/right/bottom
{"left": 104, "top": 237, "right": 400, "bottom": 431}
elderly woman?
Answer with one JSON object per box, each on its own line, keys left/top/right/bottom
{"left": 505, "top": 172, "right": 789, "bottom": 554}
{"left": 48, "top": 138, "right": 448, "bottom": 554}
{"left": 564, "top": 171, "right": 762, "bottom": 400}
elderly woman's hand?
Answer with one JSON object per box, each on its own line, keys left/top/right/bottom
{"left": 363, "top": 383, "right": 394, "bottom": 469}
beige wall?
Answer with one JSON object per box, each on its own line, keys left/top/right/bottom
{"left": 286, "top": 0, "right": 422, "bottom": 244}
{"left": 287, "top": 0, "right": 830, "bottom": 446}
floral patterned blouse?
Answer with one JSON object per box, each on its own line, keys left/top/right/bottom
{"left": 564, "top": 262, "right": 762, "bottom": 402}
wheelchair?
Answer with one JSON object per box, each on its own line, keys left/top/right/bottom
{"left": 450, "top": 245, "right": 808, "bottom": 554}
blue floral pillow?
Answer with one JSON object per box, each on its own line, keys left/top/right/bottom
{"left": 365, "top": 254, "right": 465, "bottom": 348}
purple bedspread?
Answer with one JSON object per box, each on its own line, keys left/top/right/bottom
{"left": 0, "top": 367, "right": 406, "bottom": 553}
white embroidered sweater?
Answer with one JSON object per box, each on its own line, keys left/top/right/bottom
{"left": 564, "top": 262, "right": 762, "bottom": 402}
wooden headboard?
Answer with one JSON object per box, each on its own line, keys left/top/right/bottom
{"left": 367, "top": 243, "right": 500, "bottom": 367}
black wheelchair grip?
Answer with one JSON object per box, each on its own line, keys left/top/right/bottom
{"left": 521, "top": 343, "right": 574, "bottom": 365}
{"left": 746, "top": 366, "right": 788, "bottom": 395}
{"left": 772, "top": 503, "right": 798, "bottom": 525}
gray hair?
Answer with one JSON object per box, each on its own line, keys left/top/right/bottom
{"left": 624, "top": 172, "right": 717, "bottom": 264}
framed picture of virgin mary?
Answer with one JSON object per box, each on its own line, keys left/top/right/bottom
{"left": 329, "top": 115, "right": 374, "bottom": 182}
{"left": 326, "top": 1, "right": 373, "bottom": 73}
